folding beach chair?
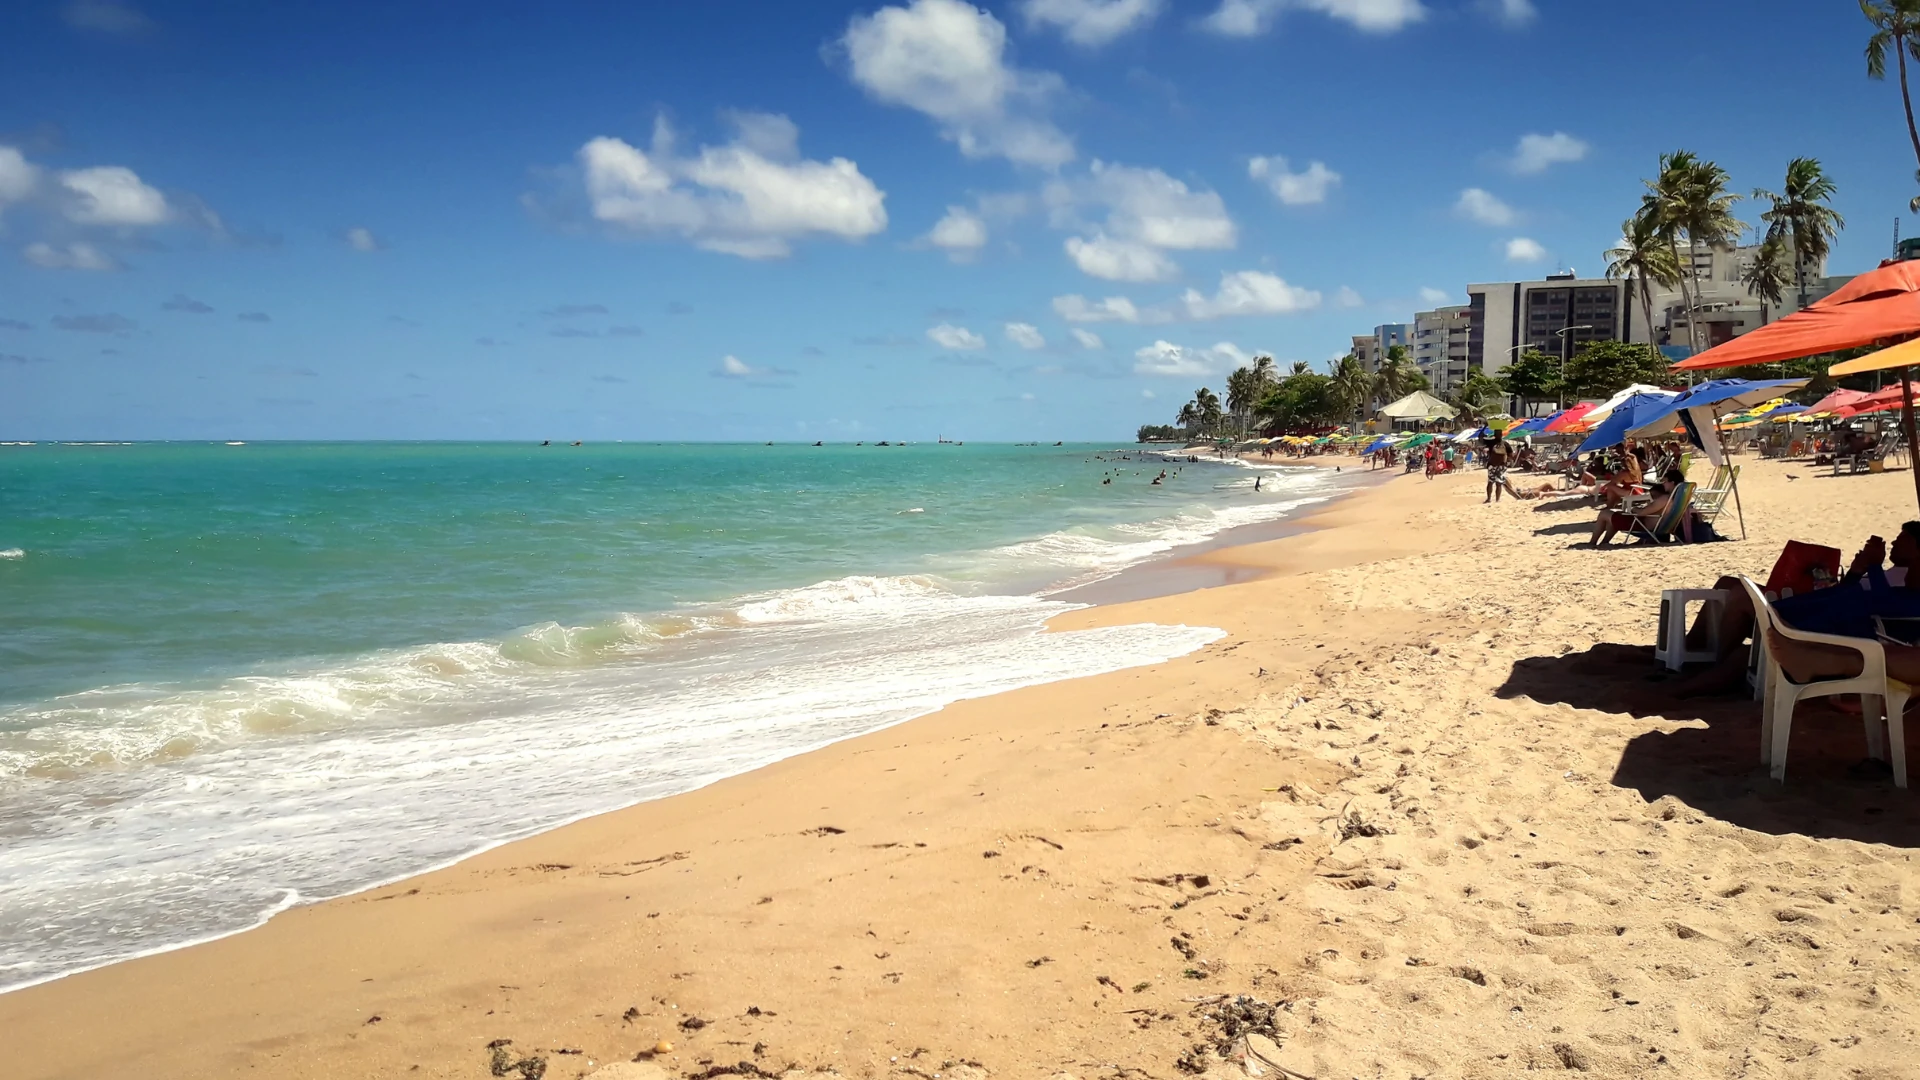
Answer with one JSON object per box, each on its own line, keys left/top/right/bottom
{"left": 1691, "top": 465, "right": 1738, "bottom": 525}
{"left": 1628, "top": 482, "right": 1694, "bottom": 544}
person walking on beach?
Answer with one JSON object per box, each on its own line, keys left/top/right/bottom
{"left": 1483, "top": 438, "right": 1516, "bottom": 503}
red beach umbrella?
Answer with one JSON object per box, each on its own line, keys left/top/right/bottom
{"left": 1544, "top": 401, "right": 1598, "bottom": 433}
{"left": 1802, "top": 387, "right": 1871, "bottom": 416}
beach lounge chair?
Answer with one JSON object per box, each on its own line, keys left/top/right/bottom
{"left": 1741, "top": 577, "right": 1908, "bottom": 787}
{"left": 1833, "top": 433, "right": 1904, "bottom": 476}
{"left": 1627, "top": 481, "right": 1694, "bottom": 544}
{"left": 1692, "top": 465, "right": 1738, "bottom": 525}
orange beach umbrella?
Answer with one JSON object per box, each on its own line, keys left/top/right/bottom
{"left": 1674, "top": 262, "right": 1920, "bottom": 372}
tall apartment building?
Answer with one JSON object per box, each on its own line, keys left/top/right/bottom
{"left": 1466, "top": 273, "right": 1629, "bottom": 378}
{"left": 1350, "top": 323, "right": 1411, "bottom": 372}
{"left": 1350, "top": 334, "right": 1378, "bottom": 371}
{"left": 1412, "top": 305, "right": 1472, "bottom": 394}
{"left": 1642, "top": 242, "right": 1850, "bottom": 352}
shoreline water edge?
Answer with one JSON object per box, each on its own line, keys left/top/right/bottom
{"left": 0, "top": 442, "right": 1371, "bottom": 996}
{"left": 12, "top": 457, "right": 1920, "bottom": 1079}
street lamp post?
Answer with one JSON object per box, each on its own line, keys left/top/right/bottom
{"left": 1553, "top": 325, "right": 1596, "bottom": 410}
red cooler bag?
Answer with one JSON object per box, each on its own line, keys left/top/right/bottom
{"left": 1765, "top": 540, "right": 1843, "bottom": 598}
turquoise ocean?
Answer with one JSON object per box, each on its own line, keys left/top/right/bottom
{"left": 0, "top": 442, "right": 1341, "bottom": 991}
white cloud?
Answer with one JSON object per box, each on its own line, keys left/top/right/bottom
{"left": 1133, "top": 339, "right": 1252, "bottom": 377}
{"left": 1020, "top": 391, "right": 1036, "bottom": 401}
{"left": 929, "top": 322, "right": 987, "bottom": 349}
{"left": 1334, "top": 286, "right": 1364, "bottom": 308}
{"left": 718, "top": 354, "right": 768, "bottom": 378}
{"left": 63, "top": 0, "right": 154, "bottom": 34}
{"left": 1004, "top": 321, "right": 1046, "bottom": 349}
{"left": 1418, "top": 286, "right": 1451, "bottom": 305}
{"left": 926, "top": 205, "right": 987, "bottom": 259}
{"left": 1247, "top": 156, "right": 1340, "bottom": 206}
{"left": 1454, "top": 187, "right": 1517, "bottom": 227}
{"left": 1142, "top": 388, "right": 1156, "bottom": 398}
{"left": 346, "top": 226, "right": 382, "bottom": 252}
{"left": 58, "top": 166, "right": 169, "bottom": 226}
{"left": 1071, "top": 327, "right": 1104, "bottom": 349}
{"left": 1486, "top": 0, "right": 1536, "bottom": 24}
{"left": 1202, "top": 0, "right": 1425, "bottom": 36}
{"left": 574, "top": 113, "right": 887, "bottom": 259}
{"left": 1048, "top": 159, "right": 1234, "bottom": 280}
{"left": 1505, "top": 236, "right": 1547, "bottom": 262}
{"left": 1053, "top": 294, "right": 1148, "bottom": 323}
{"left": 1180, "top": 270, "right": 1320, "bottom": 320}
{"left": 22, "top": 241, "right": 119, "bottom": 271}
{"left": 0, "top": 146, "right": 39, "bottom": 207}
{"left": 1021, "top": 0, "right": 1162, "bottom": 45}
{"left": 1056, "top": 160, "right": 1235, "bottom": 249}
{"left": 1064, "top": 233, "right": 1179, "bottom": 282}
{"left": 1509, "top": 131, "right": 1587, "bottom": 174}
{"left": 842, "top": 0, "right": 1074, "bottom": 168}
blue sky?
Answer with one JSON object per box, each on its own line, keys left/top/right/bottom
{"left": 1, "top": 0, "right": 1914, "bottom": 440}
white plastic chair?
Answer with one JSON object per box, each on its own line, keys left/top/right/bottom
{"left": 1740, "top": 576, "right": 1907, "bottom": 787}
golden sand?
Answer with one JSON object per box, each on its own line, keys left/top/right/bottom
{"left": 9, "top": 458, "right": 1920, "bottom": 1079}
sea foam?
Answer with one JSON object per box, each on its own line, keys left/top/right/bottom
{"left": 0, "top": 459, "right": 1337, "bottom": 994}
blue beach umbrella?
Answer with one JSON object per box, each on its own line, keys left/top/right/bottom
{"left": 1622, "top": 378, "right": 1809, "bottom": 440}
{"left": 1574, "top": 392, "right": 1682, "bottom": 455}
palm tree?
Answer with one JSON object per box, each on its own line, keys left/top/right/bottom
{"left": 1224, "top": 367, "right": 1254, "bottom": 436}
{"left": 1175, "top": 400, "right": 1199, "bottom": 435}
{"left": 1448, "top": 372, "right": 1505, "bottom": 424}
{"left": 1641, "top": 154, "right": 1699, "bottom": 353}
{"left": 1605, "top": 213, "right": 1680, "bottom": 345}
{"left": 1866, "top": 0, "right": 1920, "bottom": 174}
{"left": 1754, "top": 157, "right": 1845, "bottom": 308}
{"left": 1288, "top": 360, "right": 1313, "bottom": 376}
{"left": 1742, "top": 234, "right": 1792, "bottom": 310}
{"left": 1328, "top": 354, "right": 1373, "bottom": 427}
{"left": 1375, "top": 346, "right": 1421, "bottom": 403}
{"left": 1223, "top": 356, "right": 1280, "bottom": 437}
{"left": 1644, "top": 151, "right": 1741, "bottom": 354}
{"left": 1193, "top": 387, "right": 1223, "bottom": 436}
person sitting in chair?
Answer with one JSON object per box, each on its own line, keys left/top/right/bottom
{"left": 1589, "top": 468, "right": 1684, "bottom": 546}
{"left": 1677, "top": 523, "right": 1920, "bottom": 693}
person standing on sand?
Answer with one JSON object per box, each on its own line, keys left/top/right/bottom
{"left": 1483, "top": 438, "right": 1514, "bottom": 503}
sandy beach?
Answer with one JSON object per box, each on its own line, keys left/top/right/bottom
{"left": 11, "top": 457, "right": 1920, "bottom": 1080}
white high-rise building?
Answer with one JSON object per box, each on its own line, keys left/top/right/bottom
{"left": 1640, "top": 242, "right": 1851, "bottom": 354}
{"left": 1412, "top": 305, "right": 1472, "bottom": 394}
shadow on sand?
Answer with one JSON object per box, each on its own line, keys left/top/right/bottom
{"left": 1496, "top": 643, "right": 1920, "bottom": 846}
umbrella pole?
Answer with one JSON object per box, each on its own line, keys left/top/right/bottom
{"left": 1906, "top": 367, "right": 1920, "bottom": 513}
{"left": 1715, "top": 421, "right": 1747, "bottom": 541}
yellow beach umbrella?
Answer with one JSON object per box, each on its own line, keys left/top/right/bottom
{"left": 1828, "top": 336, "right": 1920, "bottom": 377}
{"left": 1831, "top": 338, "right": 1920, "bottom": 510}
